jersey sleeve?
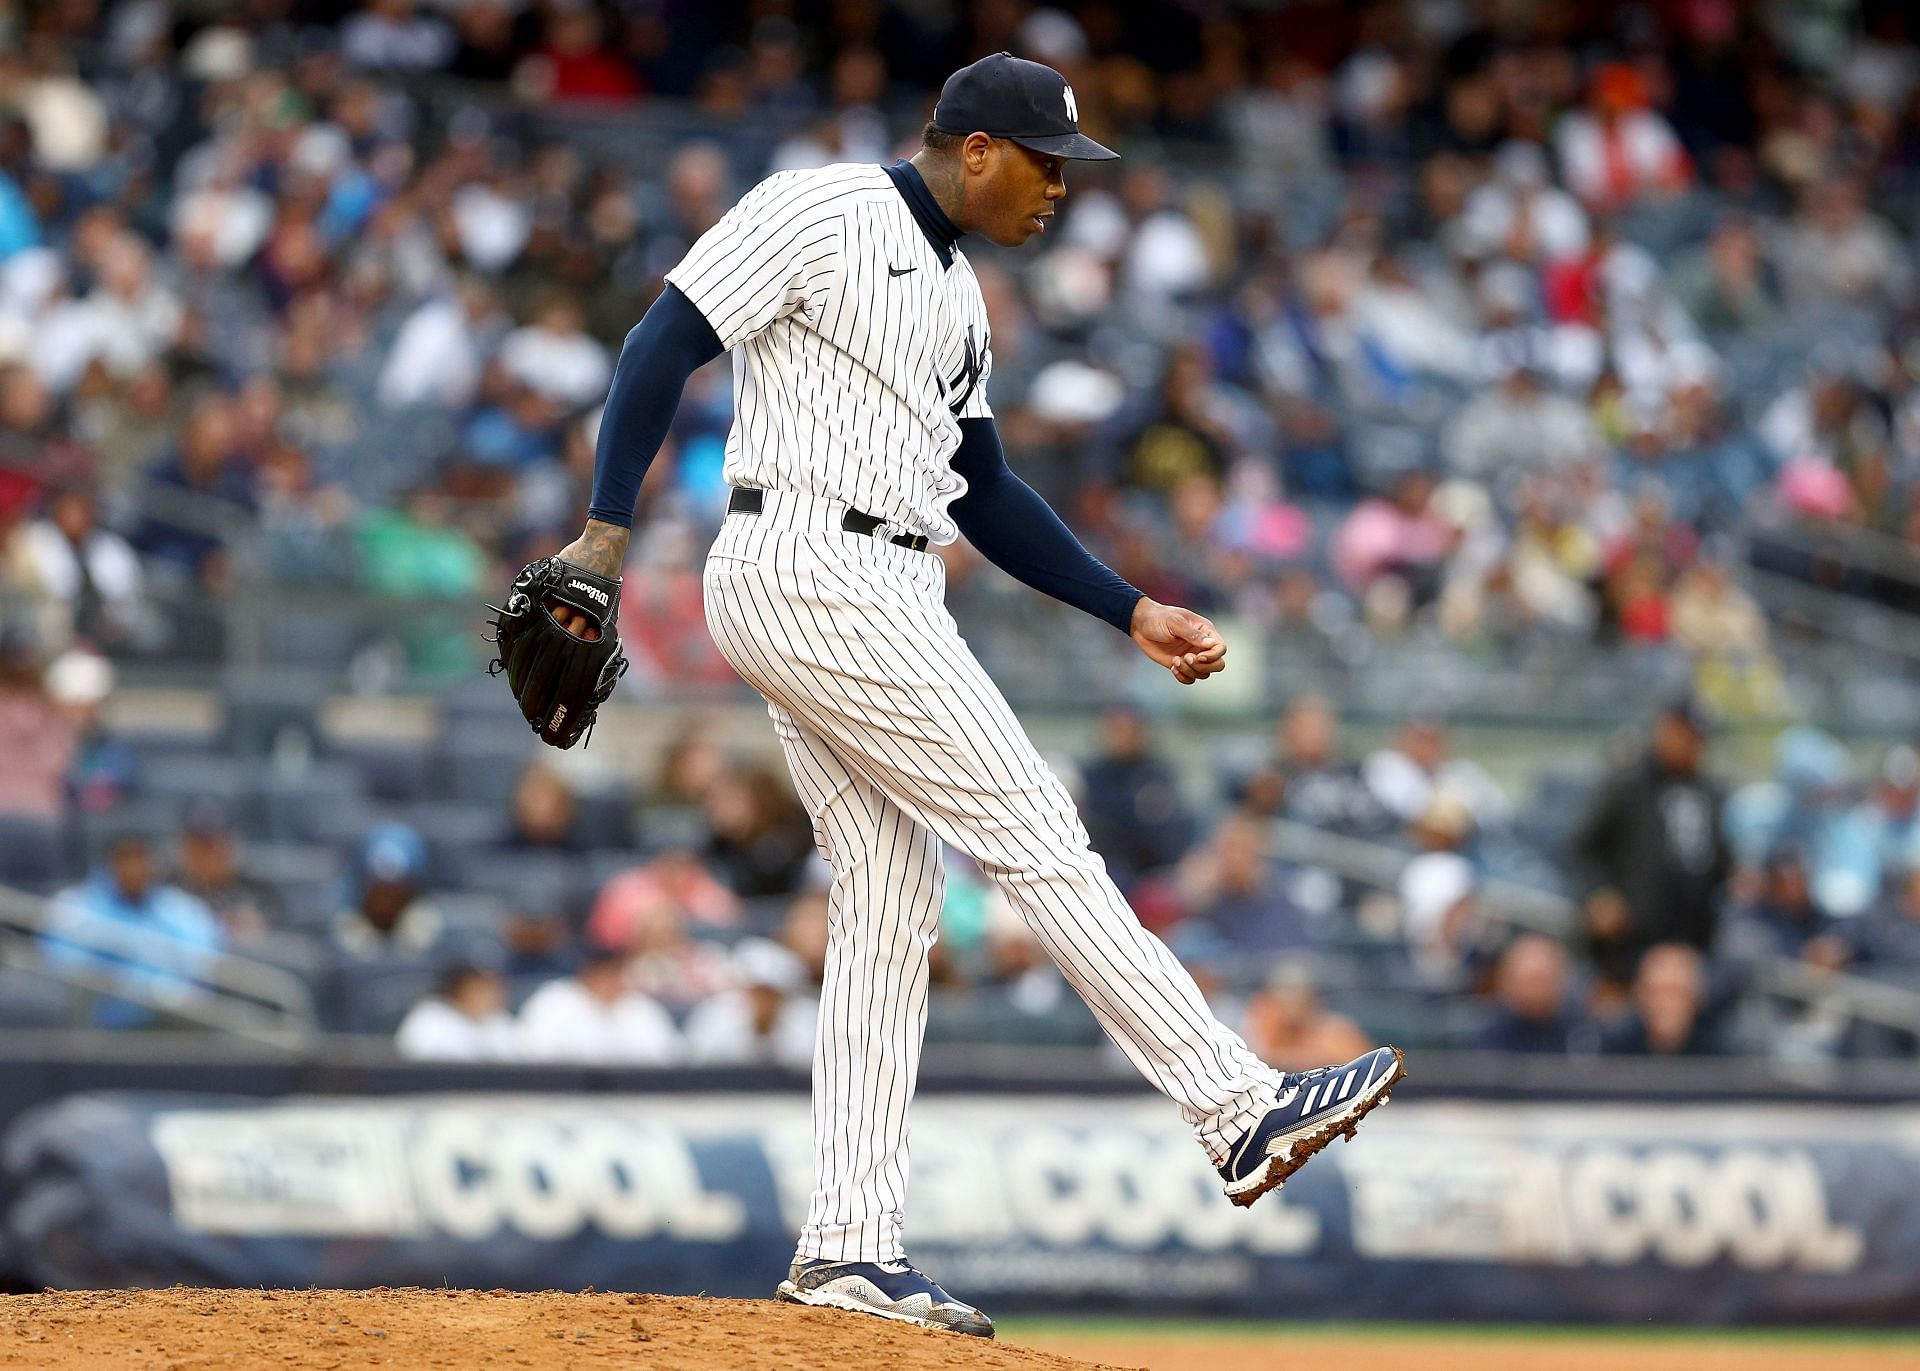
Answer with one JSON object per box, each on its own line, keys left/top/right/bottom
{"left": 954, "top": 334, "right": 993, "bottom": 420}
{"left": 664, "top": 171, "right": 845, "bottom": 351}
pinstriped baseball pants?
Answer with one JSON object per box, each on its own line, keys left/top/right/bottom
{"left": 701, "top": 490, "right": 1284, "bottom": 1263}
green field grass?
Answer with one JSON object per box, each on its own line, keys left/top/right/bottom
{"left": 1000, "top": 1319, "right": 1920, "bottom": 1344}
{"left": 998, "top": 1317, "right": 1920, "bottom": 1371}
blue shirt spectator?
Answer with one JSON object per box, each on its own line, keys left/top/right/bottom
{"left": 1171, "top": 811, "right": 1311, "bottom": 957}
{"left": 0, "top": 171, "right": 39, "bottom": 258}
{"left": 39, "top": 834, "right": 225, "bottom": 1028}
{"left": 1719, "top": 848, "right": 1850, "bottom": 971}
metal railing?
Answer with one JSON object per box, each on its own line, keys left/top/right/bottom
{"left": 1269, "top": 817, "right": 1574, "bottom": 935}
{"left": 0, "top": 885, "right": 318, "bottom": 1048}
{"left": 1737, "top": 498, "right": 1920, "bottom": 666}
{"left": 1266, "top": 817, "right": 1920, "bottom": 1041}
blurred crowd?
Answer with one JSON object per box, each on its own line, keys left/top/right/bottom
{"left": 6, "top": 1, "right": 1920, "bottom": 1060}
{"left": 15, "top": 662, "right": 1920, "bottom": 1064}
{"left": 0, "top": 1, "right": 1917, "bottom": 708}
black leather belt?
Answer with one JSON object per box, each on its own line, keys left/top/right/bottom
{"left": 727, "top": 487, "right": 929, "bottom": 553}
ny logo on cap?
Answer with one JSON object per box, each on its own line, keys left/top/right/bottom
{"left": 1062, "top": 84, "right": 1078, "bottom": 123}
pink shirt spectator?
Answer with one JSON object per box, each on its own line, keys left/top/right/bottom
{"left": 1333, "top": 496, "right": 1453, "bottom": 591}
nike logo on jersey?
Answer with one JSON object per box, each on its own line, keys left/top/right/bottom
{"left": 888, "top": 265, "right": 916, "bottom": 277}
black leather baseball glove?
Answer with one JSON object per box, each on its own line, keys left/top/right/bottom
{"left": 485, "top": 557, "right": 629, "bottom": 749}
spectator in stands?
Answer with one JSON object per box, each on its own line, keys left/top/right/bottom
{"left": 1772, "top": 174, "right": 1913, "bottom": 313}
{"left": 1720, "top": 847, "right": 1852, "bottom": 974}
{"left": 394, "top": 958, "right": 519, "bottom": 1061}
{"left": 497, "top": 291, "right": 611, "bottom": 408}
{"left": 1605, "top": 943, "right": 1722, "bottom": 1056}
{"left": 1443, "top": 356, "right": 1604, "bottom": 484}
{"left": 1504, "top": 475, "right": 1602, "bottom": 633}
{"left": 330, "top": 823, "right": 443, "bottom": 958}
{"left": 684, "top": 937, "right": 818, "bottom": 1069}
{"left": 1399, "top": 843, "right": 1490, "bottom": 992}
{"left": 340, "top": 0, "right": 455, "bottom": 74}
{"left": 1332, "top": 470, "right": 1455, "bottom": 618}
{"left": 1572, "top": 696, "right": 1730, "bottom": 991}
{"left": 1237, "top": 694, "right": 1389, "bottom": 835}
{"left": 1170, "top": 810, "right": 1310, "bottom": 956}
{"left": 1363, "top": 714, "right": 1510, "bottom": 831}
{"left": 1113, "top": 341, "right": 1236, "bottom": 494}
{"left": 39, "top": 831, "right": 225, "bottom": 1028}
{"left": 779, "top": 889, "right": 829, "bottom": 985}
{"left": 495, "top": 761, "right": 584, "bottom": 852}
{"left": 517, "top": 946, "right": 683, "bottom": 1065}
{"left": 23, "top": 479, "right": 143, "bottom": 650}
{"left": 1827, "top": 746, "right": 1920, "bottom": 915}
{"left": 355, "top": 484, "right": 488, "bottom": 678}
{"left": 1241, "top": 961, "right": 1371, "bottom": 1072}
{"left": 1078, "top": 704, "right": 1196, "bottom": 888}
{"left": 1554, "top": 63, "right": 1691, "bottom": 211}
{"left": 171, "top": 799, "right": 274, "bottom": 942}
{"left": 499, "top": 899, "right": 578, "bottom": 985}
{"left": 1854, "top": 865, "right": 1920, "bottom": 977}
{"left": 46, "top": 646, "right": 132, "bottom": 815}
{"left": 951, "top": 896, "right": 1102, "bottom": 1046}
{"left": 701, "top": 763, "right": 816, "bottom": 898}
{"left": 585, "top": 852, "right": 736, "bottom": 1009}
{"left": 134, "top": 394, "right": 253, "bottom": 584}
{"left": 1470, "top": 934, "right": 1594, "bottom": 1055}
{"left": 1668, "top": 547, "right": 1779, "bottom": 710}
{"left": 1669, "top": 218, "right": 1784, "bottom": 337}
{"left": 377, "top": 275, "right": 506, "bottom": 411}
{"left": 0, "top": 629, "right": 75, "bottom": 822}
{"left": 1723, "top": 726, "right": 1868, "bottom": 916}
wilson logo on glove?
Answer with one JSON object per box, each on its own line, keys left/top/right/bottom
{"left": 484, "top": 557, "right": 628, "bottom": 750}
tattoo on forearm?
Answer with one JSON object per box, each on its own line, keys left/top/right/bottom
{"left": 566, "top": 520, "right": 630, "bottom": 577}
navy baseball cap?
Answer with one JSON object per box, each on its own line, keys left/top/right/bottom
{"left": 933, "top": 52, "right": 1118, "bottom": 161}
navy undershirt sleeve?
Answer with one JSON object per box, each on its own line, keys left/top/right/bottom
{"left": 585, "top": 283, "right": 726, "bottom": 529}
{"left": 947, "top": 418, "right": 1143, "bottom": 634}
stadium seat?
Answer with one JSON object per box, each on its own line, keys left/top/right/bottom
{"left": 434, "top": 891, "right": 511, "bottom": 934}
{"left": 325, "top": 739, "right": 435, "bottom": 804}
{"left": 0, "top": 964, "right": 79, "bottom": 1028}
{"left": 435, "top": 736, "right": 540, "bottom": 808}
{"left": 325, "top": 957, "right": 449, "bottom": 1036}
{"left": 461, "top": 850, "right": 577, "bottom": 902}
{"left": 410, "top": 804, "right": 508, "bottom": 876}
{"left": 0, "top": 816, "right": 65, "bottom": 895}
{"left": 66, "top": 799, "right": 184, "bottom": 872}
{"left": 572, "top": 787, "right": 635, "bottom": 849}
{"left": 137, "top": 754, "right": 259, "bottom": 812}
{"left": 244, "top": 842, "right": 346, "bottom": 929}
{"left": 259, "top": 612, "right": 364, "bottom": 680}
{"left": 220, "top": 670, "right": 330, "bottom": 756}
{"left": 256, "top": 763, "right": 370, "bottom": 845}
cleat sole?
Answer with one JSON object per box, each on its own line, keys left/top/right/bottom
{"left": 1227, "top": 1048, "right": 1405, "bottom": 1208}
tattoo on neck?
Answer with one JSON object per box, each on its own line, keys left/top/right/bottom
{"left": 916, "top": 155, "right": 967, "bottom": 227}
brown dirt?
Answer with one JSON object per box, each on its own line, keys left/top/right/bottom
{"left": 2, "top": 1290, "right": 1911, "bottom": 1371}
{"left": 1009, "top": 1326, "right": 1920, "bottom": 1371}
{"left": 0, "top": 1288, "right": 1127, "bottom": 1371}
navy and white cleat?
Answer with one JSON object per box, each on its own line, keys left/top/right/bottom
{"left": 1219, "top": 1045, "right": 1405, "bottom": 1207}
{"left": 774, "top": 1258, "right": 994, "bottom": 1338}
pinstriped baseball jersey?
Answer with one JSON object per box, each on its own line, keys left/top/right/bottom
{"left": 684, "top": 154, "right": 1292, "bottom": 1275}
{"left": 665, "top": 163, "right": 993, "bottom": 546}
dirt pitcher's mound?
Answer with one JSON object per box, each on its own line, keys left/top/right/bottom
{"left": 0, "top": 1287, "right": 1133, "bottom": 1371}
